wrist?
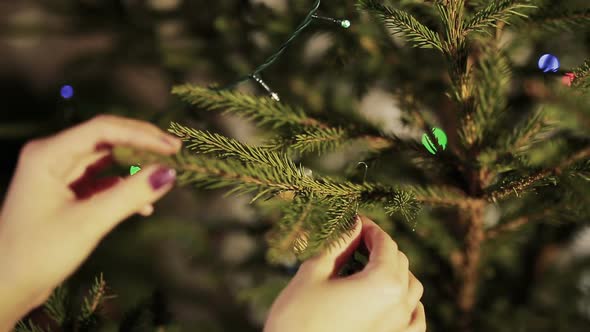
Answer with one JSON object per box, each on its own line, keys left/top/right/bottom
{"left": 0, "top": 231, "right": 49, "bottom": 330}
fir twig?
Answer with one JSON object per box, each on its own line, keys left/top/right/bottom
{"left": 359, "top": 0, "right": 444, "bottom": 51}
{"left": 172, "top": 85, "right": 327, "bottom": 129}
{"left": 487, "top": 146, "right": 590, "bottom": 202}
{"left": 572, "top": 58, "right": 590, "bottom": 90}
{"left": 291, "top": 127, "right": 348, "bottom": 154}
{"left": 78, "top": 273, "right": 114, "bottom": 326}
{"left": 464, "top": 0, "right": 535, "bottom": 35}
{"left": 44, "top": 286, "right": 68, "bottom": 326}
{"left": 527, "top": 8, "right": 590, "bottom": 32}
{"left": 14, "top": 320, "right": 46, "bottom": 332}
{"left": 411, "top": 185, "right": 478, "bottom": 208}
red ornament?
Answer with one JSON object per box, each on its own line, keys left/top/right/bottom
{"left": 562, "top": 72, "right": 576, "bottom": 87}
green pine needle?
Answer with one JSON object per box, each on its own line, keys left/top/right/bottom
{"left": 359, "top": 0, "right": 444, "bottom": 52}
{"left": 14, "top": 320, "right": 46, "bottom": 332}
{"left": 78, "top": 274, "right": 112, "bottom": 326}
{"left": 572, "top": 58, "right": 590, "bottom": 90}
{"left": 385, "top": 191, "right": 421, "bottom": 221}
{"left": 171, "top": 84, "right": 322, "bottom": 129}
{"left": 527, "top": 8, "right": 590, "bottom": 32}
{"left": 44, "top": 286, "right": 68, "bottom": 326}
{"left": 291, "top": 127, "right": 348, "bottom": 154}
{"left": 465, "top": 0, "right": 536, "bottom": 34}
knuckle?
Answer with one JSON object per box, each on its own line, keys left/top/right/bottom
{"left": 415, "top": 280, "right": 424, "bottom": 298}
{"left": 19, "top": 139, "right": 44, "bottom": 161}
{"left": 91, "top": 114, "right": 118, "bottom": 126}
{"left": 388, "top": 237, "right": 398, "bottom": 253}
{"left": 399, "top": 252, "right": 409, "bottom": 269}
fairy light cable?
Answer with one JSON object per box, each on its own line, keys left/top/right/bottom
{"left": 218, "top": 0, "right": 350, "bottom": 100}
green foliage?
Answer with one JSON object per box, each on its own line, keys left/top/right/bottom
{"left": 460, "top": 47, "right": 512, "bottom": 147}
{"left": 171, "top": 85, "right": 316, "bottom": 129}
{"left": 384, "top": 191, "right": 421, "bottom": 221}
{"left": 358, "top": 0, "right": 444, "bottom": 52}
{"left": 44, "top": 286, "right": 68, "bottom": 326}
{"left": 573, "top": 58, "right": 590, "bottom": 90}
{"left": 78, "top": 274, "right": 111, "bottom": 327}
{"left": 465, "top": 0, "right": 535, "bottom": 35}
{"left": 14, "top": 320, "right": 46, "bottom": 332}
{"left": 16, "top": 275, "right": 112, "bottom": 332}
{"left": 527, "top": 8, "right": 590, "bottom": 31}
{"left": 290, "top": 127, "right": 348, "bottom": 154}
{"left": 501, "top": 108, "right": 553, "bottom": 154}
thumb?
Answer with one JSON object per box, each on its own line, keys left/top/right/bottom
{"left": 69, "top": 164, "right": 176, "bottom": 236}
{"left": 299, "top": 215, "right": 363, "bottom": 280}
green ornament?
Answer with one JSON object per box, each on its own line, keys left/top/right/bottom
{"left": 130, "top": 165, "right": 141, "bottom": 175}
{"left": 341, "top": 19, "right": 351, "bottom": 29}
{"left": 422, "top": 127, "right": 447, "bottom": 155}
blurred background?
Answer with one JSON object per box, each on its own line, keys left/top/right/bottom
{"left": 1, "top": 0, "right": 590, "bottom": 331}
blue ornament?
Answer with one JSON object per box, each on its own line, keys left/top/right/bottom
{"left": 538, "top": 54, "right": 560, "bottom": 73}
{"left": 60, "top": 85, "right": 74, "bottom": 99}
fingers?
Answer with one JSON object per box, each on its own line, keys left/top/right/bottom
{"left": 298, "top": 215, "right": 363, "bottom": 280}
{"left": 48, "top": 115, "right": 181, "bottom": 163}
{"left": 68, "top": 164, "right": 176, "bottom": 239}
{"left": 405, "top": 302, "right": 426, "bottom": 332}
{"left": 361, "top": 215, "right": 399, "bottom": 274}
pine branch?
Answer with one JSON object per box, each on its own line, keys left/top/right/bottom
{"left": 464, "top": 0, "right": 535, "bottom": 35}
{"left": 113, "top": 145, "right": 413, "bottom": 203}
{"left": 436, "top": 0, "right": 467, "bottom": 53}
{"left": 411, "top": 185, "right": 478, "bottom": 208}
{"left": 385, "top": 191, "right": 421, "bottom": 221}
{"left": 502, "top": 108, "right": 553, "bottom": 153}
{"left": 266, "top": 196, "right": 315, "bottom": 259}
{"left": 169, "top": 122, "right": 298, "bottom": 170}
{"left": 78, "top": 273, "right": 113, "bottom": 327}
{"left": 460, "top": 48, "right": 512, "bottom": 147}
{"left": 291, "top": 127, "right": 348, "bottom": 154}
{"left": 359, "top": 0, "right": 444, "bottom": 52}
{"left": 171, "top": 86, "right": 402, "bottom": 154}
{"left": 303, "top": 197, "right": 359, "bottom": 259}
{"left": 14, "top": 320, "right": 46, "bottom": 332}
{"left": 172, "top": 85, "right": 326, "bottom": 129}
{"left": 44, "top": 286, "right": 68, "bottom": 326}
{"left": 527, "top": 8, "right": 590, "bottom": 32}
{"left": 572, "top": 58, "right": 590, "bottom": 90}
{"left": 487, "top": 146, "right": 590, "bottom": 202}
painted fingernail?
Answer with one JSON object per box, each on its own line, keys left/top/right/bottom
{"left": 149, "top": 167, "right": 176, "bottom": 190}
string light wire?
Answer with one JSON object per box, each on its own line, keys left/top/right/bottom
{"left": 217, "top": 0, "right": 349, "bottom": 100}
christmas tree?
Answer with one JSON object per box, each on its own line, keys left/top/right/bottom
{"left": 6, "top": 0, "right": 590, "bottom": 331}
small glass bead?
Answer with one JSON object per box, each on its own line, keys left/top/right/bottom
{"left": 341, "top": 20, "right": 351, "bottom": 29}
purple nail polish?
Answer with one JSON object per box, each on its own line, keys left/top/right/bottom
{"left": 149, "top": 167, "right": 176, "bottom": 190}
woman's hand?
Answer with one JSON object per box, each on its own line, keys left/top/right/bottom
{"left": 264, "top": 215, "right": 426, "bottom": 332}
{"left": 0, "top": 115, "right": 181, "bottom": 330}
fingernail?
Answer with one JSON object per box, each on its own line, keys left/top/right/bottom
{"left": 149, "top": 167, "right": 176, "bottom": 190}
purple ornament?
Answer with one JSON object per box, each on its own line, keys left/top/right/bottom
{"left": 60, "top": 85, "right": 74, "bottom": 99}
{"left": 538, "top": 54, "right": 560, "bottom": 73}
